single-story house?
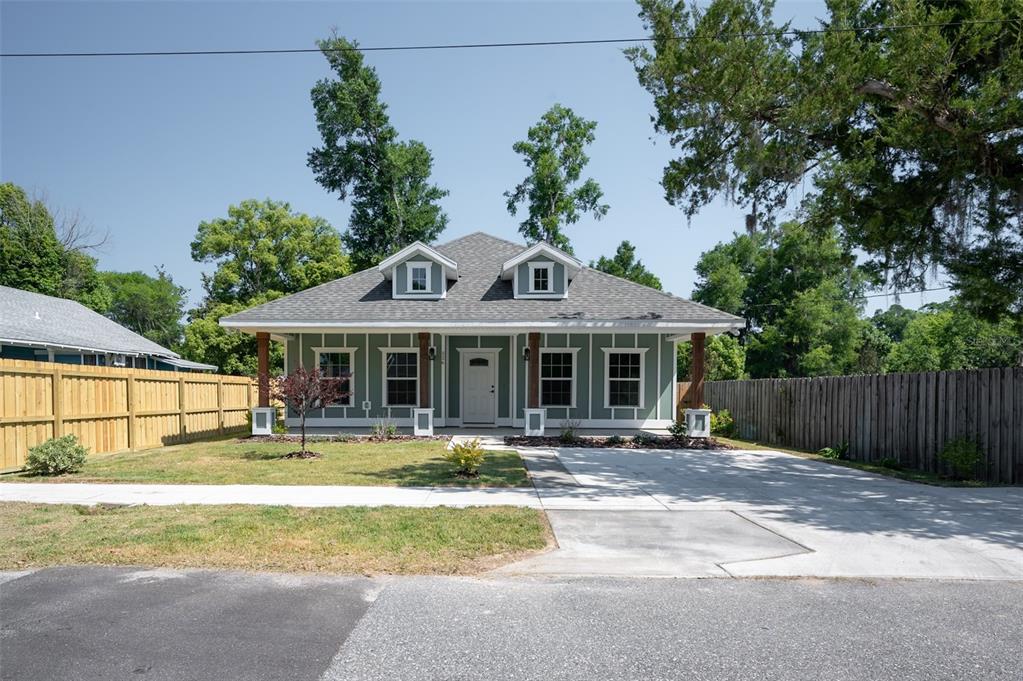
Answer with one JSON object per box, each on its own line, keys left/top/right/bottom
{"left": 0, "top": 285, "right": 216, "bottom": 372}
{"left": 220, "top": 232, "right": 742, "bottom": 432}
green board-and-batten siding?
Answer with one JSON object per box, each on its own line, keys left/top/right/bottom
{"left": 287, "top": 331, "right": 675, "bottom": 427}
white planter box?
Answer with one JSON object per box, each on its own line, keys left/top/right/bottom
{"left": 524, "top": 408, "right": 546, "bottom": 436}
{"left": 251, "top": 407, "right": 276, "bottom": 436}
{"left": 684, "top": 408, "right": 712, "bottom": 438}
{"left": 413, "top": 408, "right": 434, "bottom": 436}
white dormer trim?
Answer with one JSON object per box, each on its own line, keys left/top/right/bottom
{"left": 406, "top": 261, "right": 433, "bottom": 294}
{"left": 500, "top": 242, "right": 582, "bottom": 281}
{"left": 527, "top": 262, "right": 553, "bottom": 293}
{"left": 378, "top": 241, "right": 458, "bottom": 280}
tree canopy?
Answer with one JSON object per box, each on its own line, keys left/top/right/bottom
{"left": 505, "top": 104, "right": 609, "bottom": 253}
{"left": 677, "top": 333, "right": 747, "bottom": 381}
{"left": 883, "top": 301, "right": 1022, "bottom": 372}
{"left": 629, "top": 0, "right": 1023, "bottom": 320}
{"left": 591, "top": 240, "right": 663, "bottom": 290}
{"left": 309, "top": 35, "right": 448, "bottom": 271}
{"left": 185, "top": 199, "right": 349, "bottom": 375}
{"left": 101, "top": 268, "right": 187, "bottom": 351}
{"left": 0, "top": 182, "right": 111, "bottom": 312}
{"left": 190, "top": 198, "right": 349, "bottom": 308}
{"left": 692, "top": 221, "right": 867, "bottom": 377}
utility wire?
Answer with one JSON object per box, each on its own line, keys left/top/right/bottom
{"left": 744, "top": 287, "right": 951, "bottom": 309}
{"left": 1, "top": 18, "right": 1017, "bottom": 58}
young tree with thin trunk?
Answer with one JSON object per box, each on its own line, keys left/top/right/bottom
{"left": 270, "top": 367, "right": 348, "bottom": 457}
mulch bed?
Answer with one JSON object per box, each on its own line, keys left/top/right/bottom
{"left": 236, "top": 434, "right": 450, "bottom": 444}
{"left": 504, "top": 435, "right": 736, "bottom": 450}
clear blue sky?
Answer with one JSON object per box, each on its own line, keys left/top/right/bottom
{"left": 1, "top": 0, "right": 947, "bottom": 314}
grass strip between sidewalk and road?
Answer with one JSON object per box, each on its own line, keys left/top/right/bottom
{"left": 2, "top": 439, "right": 529, "bottom": 488}
{"left": 715, "top": 436, "right": 990, "bottom": 487}
{"left": 0, "top": 502, "right": 552, "bottom": 575}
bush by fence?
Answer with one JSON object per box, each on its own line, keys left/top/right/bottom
{"left": 698, "top": 369, "right": 1022, "bottom": 484}
{"left": 0, "top": 359, "right": 256, "bottom": 471}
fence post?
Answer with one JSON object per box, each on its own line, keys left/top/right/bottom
{"left": 52, "top": 364, "right": 64, "bottom": 439}
{"left": 127, "top": 374, "right": 137, "bottom": 451}
{"left": 217, "top": 376, "right": 225, "bottom": 434}
{"left": 178, "top": 375, "right": 187, "bottom": 442}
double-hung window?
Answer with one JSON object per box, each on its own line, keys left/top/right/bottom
{"left": 540, "top": 351, "right": 575, "bottom": 407}
{"left": 605, "top": 350, "right": 645, "bottom": 408}
{"left": 316, "top": 350, "right": 353, "bottom": 406}
{"left": 407, "top": 262, "right": 431, "bottom": 293}
{"left": 528, "top": 263, "right": 552, "bottom": 293}
{"left": 384, "top": 351, "right": 418, "bottom": 406}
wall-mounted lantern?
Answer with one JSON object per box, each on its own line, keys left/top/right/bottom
{"left": 522, "top": 346, "right": 530, "bottom": 363}
{"left": 428, "top": 346, "right": 437, "bottom": 361}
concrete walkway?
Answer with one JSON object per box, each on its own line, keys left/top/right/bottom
{"left": 0, "top": 482, "right": 543, "bottom": 508}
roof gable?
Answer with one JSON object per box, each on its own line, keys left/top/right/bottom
{"left": 377, "top": 241, "right": 458, "bottom": 280}
{"left": 500, "top": 241, "right": 582, "bottom": 280}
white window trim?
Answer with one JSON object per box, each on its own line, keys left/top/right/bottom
{"left": 379, "top": 347, "right": 419, "bottom": 407}
{"left": 539, "top": 347, "right": 579, "bottom": 408}
{"left": 313, "top": 346, "right": 357, "bottom": 407}
{"left": 406, "top": 260, "right": 433, "bottom": 294}
{"left": 601, "top": 347, "right": 648, "bottom": 410}
{"left": 528, "top": 262, "right": 554, "bottom": 293}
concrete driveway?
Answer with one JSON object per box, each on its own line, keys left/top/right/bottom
{"left": 507, "top": 447, "right": 1023, "bottom": 579}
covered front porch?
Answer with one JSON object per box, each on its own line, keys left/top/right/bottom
{"left": 251, "top": 328, "right": 711, "bottom": 434}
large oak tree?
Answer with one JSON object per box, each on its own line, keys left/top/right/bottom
{"left": 629, "top": 0, "right": 1023, "bottom": 320}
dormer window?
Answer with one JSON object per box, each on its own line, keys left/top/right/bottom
{"left": 378, "top": 242, "right": 456, "bottom": 300}
{"left": 529, "top": 263, "right": 552, "bottom": 293}
{"left": 409, "top": 262, "right": 431, "bottom": 292}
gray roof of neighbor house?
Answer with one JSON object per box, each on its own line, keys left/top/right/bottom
{"left": 220, "top": 232, "right": 743, "bottom": 330}
{"left": 0, "top": 285, "right": 212, "bottom": 365}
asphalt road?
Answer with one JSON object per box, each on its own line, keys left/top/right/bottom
{"left": 2, "top": 567, "right": 1021, "bottom": 681}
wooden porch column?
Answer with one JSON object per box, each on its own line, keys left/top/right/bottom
{"left": 527, "top": 332, "right": 540, "bottom": 408}
{"left": 418, "top": 332, "right": 431, "bottom": 408}
{"left": 256, "top": 332, "right": 270, "bottom": 407}
{"left": 690, "top": 332, "right": 706, "bottom": 408}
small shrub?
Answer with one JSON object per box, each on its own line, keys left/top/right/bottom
{"left": 939, "top": 438, "right": 983, "bottom": 481}
{"left": 371, "top": 421, "right": 399, "bottom": 441}
{"left": 559, "top": 419, "right": 581, "bottom": 444}
{"left": 710, "top": 409, "right": 735, "bottom": 437}
{"left": 606, "top": 434, "right": 625, "bottom": 446}
{"left": 444, "top": 438, "right": 486, "bottom": 476}
{"left": 667, "top": 419, "right": 688, "bottom": 443}
{"left": 877, "top": 457, "right": 902, "bottom": 470}
{"left": 272, "top": 418, "right": 288, "bottom": 435}
{"left": 632, "top": 432, "right": 660, "bottom": 447}
{"left": 817, "top": 442, "right": 850, "bottom": 460}
{"left": 26, "top": 435, "right": 88, "bottom": 475}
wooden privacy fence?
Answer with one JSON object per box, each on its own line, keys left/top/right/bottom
{"left": 0, "top": 358, "right": 257, "bottom": 471}
{"left": 698, "top": 369, "right": 1023, "bottom": 484}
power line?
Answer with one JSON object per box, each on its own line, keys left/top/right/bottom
{"left": 1, "top": 18, "right": 1017, "bottom": 58}
{"left": 744, "top": 287, "right": 951, "bottom": 309}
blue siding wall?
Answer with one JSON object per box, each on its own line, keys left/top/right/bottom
{"left": 515, "top": 255, "right": 566, "bottom": 296}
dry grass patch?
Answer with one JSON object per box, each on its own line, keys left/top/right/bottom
{"left": 4, "top": 439, "right": 529, "bottom": 488}
{"left": 0, "top": 502, "right": 551, "bottom": 575}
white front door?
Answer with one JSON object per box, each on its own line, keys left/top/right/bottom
{"left": 463, "top": 352, "right": 497, "bottom": 425}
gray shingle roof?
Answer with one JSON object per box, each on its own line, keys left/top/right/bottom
{"left": 0, "top": 285, "right": 179, "bottom": 358}
{"left": 221, "top": 232, "right": 742, "bottom": 327}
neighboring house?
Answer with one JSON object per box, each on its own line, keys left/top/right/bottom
{"left": 221, "top": 232, "right": 741, "bottom": 430}
{"left": 0, "top": 285, "right": 216, "bottom": 372}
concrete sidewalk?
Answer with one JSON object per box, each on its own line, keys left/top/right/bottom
{"left": 0, "top": 482, "right": 544, "bottom": 508}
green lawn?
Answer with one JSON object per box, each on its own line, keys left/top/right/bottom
{"left": 0, "top": 502, "right": 551, "bottom": 575}
{"left": 716, "top": 436, "right": 990, "bottom": 487}
{"left": 4, "top": 439, "right": 530, "bottom": 488}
